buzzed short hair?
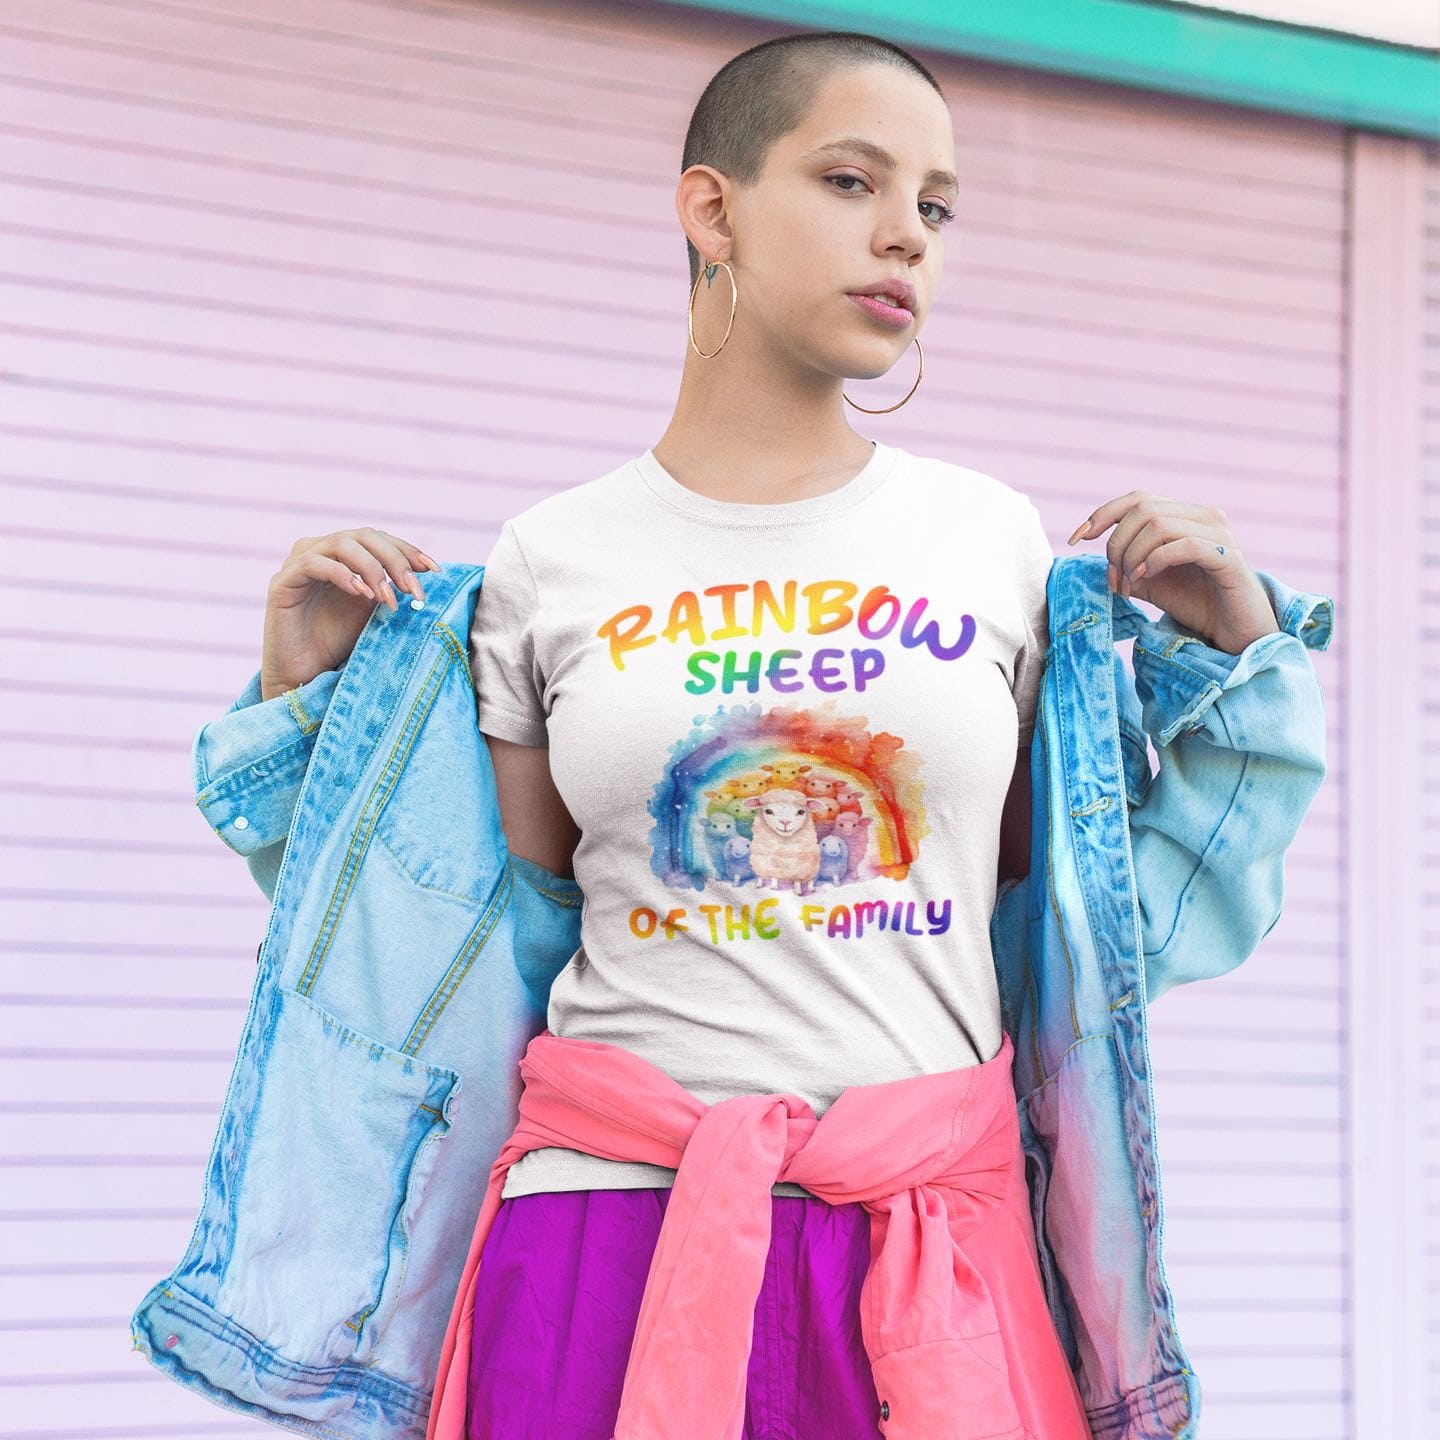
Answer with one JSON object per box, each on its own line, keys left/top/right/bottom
{"left": 680, "top": 31, "right": 946, "bottom": 287}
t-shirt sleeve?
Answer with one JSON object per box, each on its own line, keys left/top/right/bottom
{"left": 468, "top": 519, "right": 550, "bottom": 747}
{"left": 1012, "top": 499, "right": 1052, "bottom": 747}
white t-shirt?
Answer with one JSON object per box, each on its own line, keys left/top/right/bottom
{"left": 467, "top": 440, "right": 1051, "bottom": 1199}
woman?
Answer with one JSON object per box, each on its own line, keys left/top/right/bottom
{"left": 260, "top": 28, "right": 1286, "bottom": 1440}
{"left": 465, "top": 31, "right": 1065, "bottom": 1440}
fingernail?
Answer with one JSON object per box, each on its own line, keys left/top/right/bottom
{"left": 1107, "top": 563, "right": 1117, "bottom": 591}
{"left": 1132, "top": 561, "right": 1147, "bottom": 580}
{"left": 353, "top": 574, "right": 375, "bottom": 599}
{"left": 1067, "top": 521, "right": 1091, "bottom": 545}
{"left": 418, "top": 551, "right": 441, "bottom": 571}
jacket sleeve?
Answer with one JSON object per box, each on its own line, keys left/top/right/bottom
{"left": 1120, "top": 569, "right": 1334, "bottom": 1004}
{"left": 192, "top": 666, "right": 343, "bottom": 903}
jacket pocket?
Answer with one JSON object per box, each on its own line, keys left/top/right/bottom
{"left": 370, "top": 652, "right": 507, "bottom": 905}
{"left": 203, "top": 984, "right": 461, "bottom": 1373}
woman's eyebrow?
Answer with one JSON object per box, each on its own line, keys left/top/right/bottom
{"left": 800, "top": 137, "right": 958, "bottom": 197}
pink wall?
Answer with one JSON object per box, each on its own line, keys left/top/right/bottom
{"left": 1424, "top": 140, "right": 1440, "bottom": 1440}
{"left": 1, "top": 0, "right": 1375, "bottom": 1434}
{"left": 1425, "top": 137, "right": 1440, "bottom": 1440}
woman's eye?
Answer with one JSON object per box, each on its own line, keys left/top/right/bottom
{"left": 827, "top": 175, "right": 955, "bottom": 226}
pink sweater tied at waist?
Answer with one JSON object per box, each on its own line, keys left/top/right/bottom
{"left": 426, "top": 1027, "right": 1089, "bottom": 1440}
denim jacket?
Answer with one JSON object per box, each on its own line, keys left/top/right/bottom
{"left": 128, "top": 552, "right": 1333, "bottom": 1440}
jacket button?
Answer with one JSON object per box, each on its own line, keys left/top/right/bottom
{"left": 879, "top": 1399, "right": 890, "bottom": 1421}
{"left": 164, "top": 1333, "right": 179, "bottom": 1349}
{"left": 233, "top": 816, "right": 249, "bottom": 830}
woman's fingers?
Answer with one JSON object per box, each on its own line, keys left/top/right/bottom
{"left": 276, "top": 530, "right": 439, "bottom": 612}
{"left": 355, "top": 528, "right": 439, "bottom": 602}
{"left": 321, "top": 532, "right": 424, "bottom": 611}
{"left": 285, "top": 548, "right": 376, "bottom": 602}
{"left": 1066, "top": 493, "right": 1230, "bottom": 594}
{"left": 349, "top": 529, "right": 420, "bottom": 608}
{"left": 310, "top": 535, "right": 394, "bottom": 609}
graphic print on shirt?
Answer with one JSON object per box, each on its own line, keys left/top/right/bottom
{"left": 594, "top": 575, "right": 984, "bottom": 941}
{"left": 644, "top": 696, "right": 926, "bottom": 894}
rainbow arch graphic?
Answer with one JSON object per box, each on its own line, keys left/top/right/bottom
{"left": 644, "top": 697, "right": 928, "bottom": 891}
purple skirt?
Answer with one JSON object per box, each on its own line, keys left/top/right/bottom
{"left": 466, "top": 1186, "right": 885, "bottom": 1440}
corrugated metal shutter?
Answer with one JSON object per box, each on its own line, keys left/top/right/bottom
{"left": 1, "top": 0, "right": 1348, "bottom": 1434}
{"left": 971, "top": 81, "right": 1348, "bottom": 1440}
{"left": 1422, "top": 137, "right": 1440, "bottom": 1440}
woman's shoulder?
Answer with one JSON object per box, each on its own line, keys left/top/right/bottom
{"left": 892, "top": 446, "right": 1039, "bottom": 518}
{"left": 495, "top": 454, "right": 642, "bottom": 548}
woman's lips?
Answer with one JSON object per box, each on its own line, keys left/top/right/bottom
{"left": 847, "top": 293, "right": 913, "bottom": 328}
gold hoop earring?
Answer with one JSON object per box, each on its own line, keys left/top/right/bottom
{"left": 688, "top": 256, "right": 738, "bottom": 358}
{"left": 843, "top": 336, "right": 924, "bottom": 413}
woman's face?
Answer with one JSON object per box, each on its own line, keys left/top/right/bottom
{"left": 725, "top": 64, "right": 958, "bottom": 384}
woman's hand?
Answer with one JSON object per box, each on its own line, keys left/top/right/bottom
{"left": 1066, "top": 492, "right": 1280, "bottom": 656}
{"left": 260, "top": 528, "right": 441, "bottom": 701}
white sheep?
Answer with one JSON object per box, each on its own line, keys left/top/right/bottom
{"left": 741, "top": 787, "right": 824, "bottom": 893}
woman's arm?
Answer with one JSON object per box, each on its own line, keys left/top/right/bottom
{"left": 997, "top": 746, "right": 1032, "bottom": 888}
{"left": 483, "top": 732, "right": 580, "bottom": 881}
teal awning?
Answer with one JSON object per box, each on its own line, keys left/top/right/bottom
{"left": 662, "top": 0, "right": 1440, "bottom": 141}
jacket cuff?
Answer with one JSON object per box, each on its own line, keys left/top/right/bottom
{"left": 1129, "top": 569, "right": 1333, "bottom": 748}
{"left": 192, "top": 667, "right": 341, "bottom": 855}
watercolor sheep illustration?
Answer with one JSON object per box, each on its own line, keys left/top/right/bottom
{"left": 742, "top": 786, "right": 826, "bottom": 893}
{"left": 702, "top": 789, "right": 755, "bottom": 831}
{"left": 815, "top": 833, "right": 850, "bottom": 887}
{"left": 829, "top": 809, "right": 873, "bottom": 880}
{"left": 721, "top": 834, "right": 754, "bottom": 885}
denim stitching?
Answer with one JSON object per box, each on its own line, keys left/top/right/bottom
{"left": 406, "top": 864, "right": 514, "bottom": 1054}
{"left": 284, "top": 686, "right": 320, "bottom": 735}
{"left": 299, "top": 651, "right": 448, "bottom": 997}
{"left": 510, "top": 853, "right": 584, "bottom": 907}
